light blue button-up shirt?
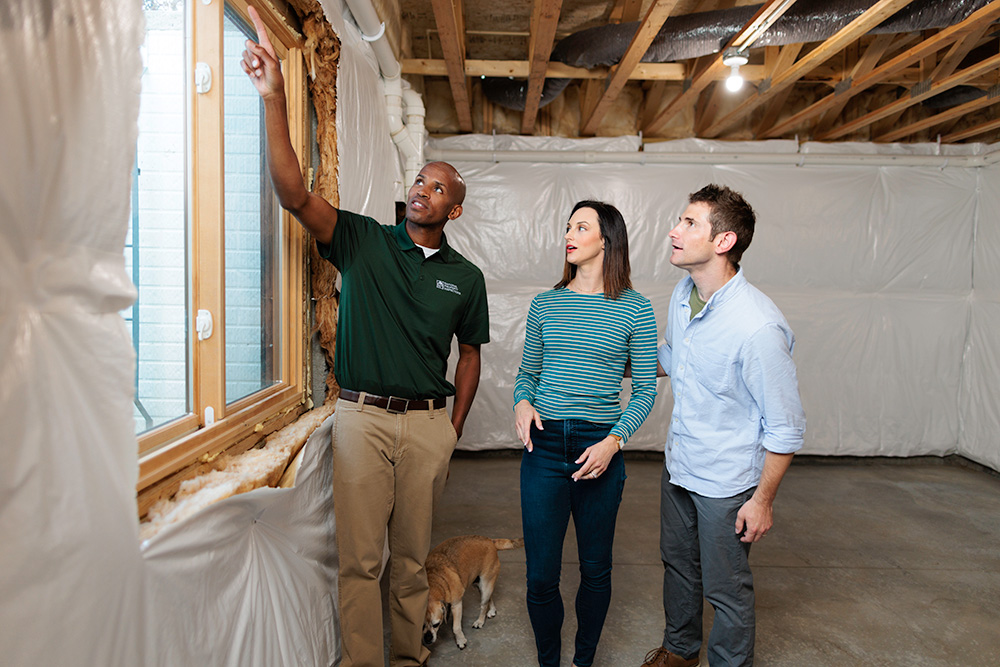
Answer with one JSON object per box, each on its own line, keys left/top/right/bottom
{"left": 657, "top": 269, "right": 805, "bottom": 498}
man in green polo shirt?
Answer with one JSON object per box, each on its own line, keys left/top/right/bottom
{"left": 242, "top": 10, "right": 489, "bottom": 667}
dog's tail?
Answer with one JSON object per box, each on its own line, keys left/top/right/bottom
{"left": 492, "top": 538, "right": 525, "bottom": 550}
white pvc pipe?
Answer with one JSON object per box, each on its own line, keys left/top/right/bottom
{"left": 425, "top": 147, "right": 1000, "bottom": 169}
{"left": 342, "top": 0, "right": 399, "bottom": 78}
{"left": 342, "top": 0, "right": 425, "bottom": 187}
{"left": 383, "top": 73, "right": 422, "bottom": 185}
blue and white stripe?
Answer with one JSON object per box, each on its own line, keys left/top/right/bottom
{"left": 514, "top": 287, "right": 658, "bottom": 443}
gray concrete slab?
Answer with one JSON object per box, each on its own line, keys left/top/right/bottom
{"left": 415, "top": 455, "right": 1000, "bottom": 666}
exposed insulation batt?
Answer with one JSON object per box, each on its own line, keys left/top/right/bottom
{"left": 140, "top": 402, "right": 336, "bottom": 541}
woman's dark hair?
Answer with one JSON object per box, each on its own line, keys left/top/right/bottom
{"left": 554, "top": 200, "right": 632, "bottom": 300}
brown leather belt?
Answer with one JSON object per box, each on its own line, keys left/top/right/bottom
{"left": 339, "top": 389, "right": 446, "bottom": 413}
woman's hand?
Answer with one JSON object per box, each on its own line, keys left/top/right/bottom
{"left": 572, "top": 436, "right": 619, "bottom": 481}
{"left": 514, "top": 400, "right": 543, "bottom": 452}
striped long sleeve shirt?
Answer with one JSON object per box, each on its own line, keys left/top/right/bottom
{"left": 513, "top": 287, "right": 658, "bottom": 444}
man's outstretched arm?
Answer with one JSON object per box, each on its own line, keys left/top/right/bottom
{"left": 241, "top": 5, "right": 337, "bottom": 245}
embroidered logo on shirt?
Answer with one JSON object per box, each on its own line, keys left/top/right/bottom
{"left": 436, "top": 280, "right": 461, "bottom": 295}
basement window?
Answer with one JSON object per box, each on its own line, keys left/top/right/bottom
{"left": 132, "top": 0, "right": 310, "bottom": 493}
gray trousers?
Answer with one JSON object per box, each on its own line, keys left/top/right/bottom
{"left": 660, "top": 466, "right": 756, "bottom": 666}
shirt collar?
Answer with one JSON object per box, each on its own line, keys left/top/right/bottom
{"left": 393, "top": 220, "right": 453, "bottom": 261}
{"left": 682, "top": 268, "right": 746, "bottom": 313}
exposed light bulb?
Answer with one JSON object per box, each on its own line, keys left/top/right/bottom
{"left": 725, "top": 65, "right": 744, "bottom": 92}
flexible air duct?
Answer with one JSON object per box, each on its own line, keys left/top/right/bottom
{"left": 482, "top": 0, "right": 991, "bottom": 111}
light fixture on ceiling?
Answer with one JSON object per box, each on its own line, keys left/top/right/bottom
{"left": 722, "top": 49, "right": 749, "bottom": 93}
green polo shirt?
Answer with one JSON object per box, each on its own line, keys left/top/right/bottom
{"left": 317, "top": 209, "right": 490, "bottom": 399}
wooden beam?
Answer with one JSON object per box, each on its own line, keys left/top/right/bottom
{"left": 876, "top": 87, "right": 1000, "bottom": 142}
{"left": 609, "top": 0, "right": 644, "bottom": 23}
{"left": 641, "top": 80, "right": 670, "bottom": 127}
{"left": 763, "top": 0, "right": 1000, "bottom": 138}
{"left": 694, "top": 82, "right": 726, "bottom": 135}
{"left": 753, "top": 43, "right": 803, "bottom": 136}
{"left": 730, "top": 0, "right": 799, "bottom": 51}
{"left": 928, "top": 115, "right": 964, "bottom": 138}
{"left": 754, "top": 85, "right": 796, "bottom": 137}
{"left": 810, "top": 33, "right": 897, "bottom": 137}
{"left": 429, "top": 0, "right": 473, "bottom": 132}
{"left": 580, "top": 0, "right": 683, "bottom": 135}
{"left": 930, "top": 23, "right": 993, "bottom": 81}
{"left": 579, "top": 78, "right": 603, "bottom": 124}
{"left": 818, "top": 52, "right": 1000, "bottom": 140}
{"left": 702, "top": 0, "right": 918, "bottom": 138}
{"left": 620, "top": 0, "right": 644, "bottom": 22}
{"left": 401, "top": 58, "right": 779, "bottom": 82}
{"left": 942, "top": 113, "right": 1000, "bottom": 142}
{"left": 521, "top": 0, "right": 564, "bottom": 134}
{"left": 644, "top": 0, "right": 800, "bottom": 136}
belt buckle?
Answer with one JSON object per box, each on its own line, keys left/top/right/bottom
{"left": 386, "top": 396, "right": 408, "bottom": 414}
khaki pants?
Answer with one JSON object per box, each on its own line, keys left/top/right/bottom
{"left": 332, "top": 396, "right": 457, "bottom": 667}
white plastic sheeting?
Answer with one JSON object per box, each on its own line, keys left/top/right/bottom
{"left": 1, "top": 1, "right": 343, "bottom": 665}
{"left": 325, "top": 0, "right": 401, "bottom": 220}
{"left": 1, "top": 1, "right": 146, "bottom": 664}
{"left": 961, "top": 161, "right": 1000, "bottom": 471}
{"left": 142, "top": 418, "right": 338, "bottom": 666}
{"left": 434, "top": 136, "right": 999, "bottom": 472}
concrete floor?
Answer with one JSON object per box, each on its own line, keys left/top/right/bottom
{"left": 418, "top": 455, "right": 1000, "bottom": 666}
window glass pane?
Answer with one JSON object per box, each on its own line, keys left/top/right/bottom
{"left": 223, "top": 6, "right": 280, "bottom": 404}
{"left": 129, "top": 0, "right": 190, "bottom": 436}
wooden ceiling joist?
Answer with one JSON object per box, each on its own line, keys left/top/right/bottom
{"left": 644, "top": 0, "right": 799, "bottom": 136}
{"left": 429, "top": 0, "right": 473, "bottom": 132}
{"left": 942, "top": 113, "right": 1000, "bottom": 142}
{"left": 877, "top": 87, "right": 1000, "bottom": 142}
{"left": 701, "top": 0, "right": 918, "bottom": 138}
{"left": 816, "top": 52, "right": 1000, "bottom": 141}
{"left": 753, "top": 43, "right": 804, "bottom": 136}
{"left": 403, "top": 58, "right": 753, "bottom": 80}
{"left": 810, "top": 33, "right": 896, "bottom": 137}
{"left": 609, "top": 0, "right": 644, "bottom": 23}
{"left": 763, "top": 0, "right": 1000, "bottom": 138}
{"left": 930, "top": 22, "right": 994, "bottom": 81}
{"left": 580, "top": 0, "right": 683, "bottom": 135}
{"left": 521, "top": 0, "right": 564, "bottom": 134}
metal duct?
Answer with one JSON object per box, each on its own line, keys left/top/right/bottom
{"left": 481, "top": 0, "right": 991, "bottom": 112}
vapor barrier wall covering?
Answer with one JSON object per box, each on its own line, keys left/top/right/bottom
{"left": 1, "top": 1, "right": 146, "bottom": 664}
{"left": 430, "top": 135, "right": 999, "bottom": 474}
{"left": 1, "top": 0, "right": 351, "bottom": 664}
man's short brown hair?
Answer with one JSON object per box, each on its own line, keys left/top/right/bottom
{"left": 689, "top": 184, "right": 756, "bottom": 267}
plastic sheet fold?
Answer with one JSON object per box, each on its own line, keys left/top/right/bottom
{"left": 960, "top": 162, "right": 1000, "bottom": 471}
{"left": 142, "top": 417, "right": 339, "bottom": 667}
{"left": 2, "top": 1, "right": 345, "bottom": 665}
{"left": 1, "top": 1, "right": 146, "bottom": 665}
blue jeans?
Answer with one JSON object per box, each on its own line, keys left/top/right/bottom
{"left": 520, "top": 419, "right": 626, "bottom": 667}
{"left": 660, "top": 466, "right": 756, "bottom": 667}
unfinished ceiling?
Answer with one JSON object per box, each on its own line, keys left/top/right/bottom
{"left": 383, "top": 0, "right": 1000, "bottom": 142}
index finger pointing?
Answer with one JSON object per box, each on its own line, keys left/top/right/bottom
{"left": 247, "top": 5, "right": 276, "bottom": 59}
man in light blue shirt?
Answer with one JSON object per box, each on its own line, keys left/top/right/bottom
{"left": 642, "top": 185, "right": 805, "bottom": 667}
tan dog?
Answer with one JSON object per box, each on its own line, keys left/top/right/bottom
{"left": 422, "top": 535, "right": 524, "bottom": 650}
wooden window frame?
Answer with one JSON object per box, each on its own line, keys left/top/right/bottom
{"left": 137, "top": 0, "right": 310, "bottom": 493}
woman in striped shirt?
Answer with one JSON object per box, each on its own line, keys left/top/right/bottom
{"left": 513, "top": 200, "right": 658, "bottom": 667}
